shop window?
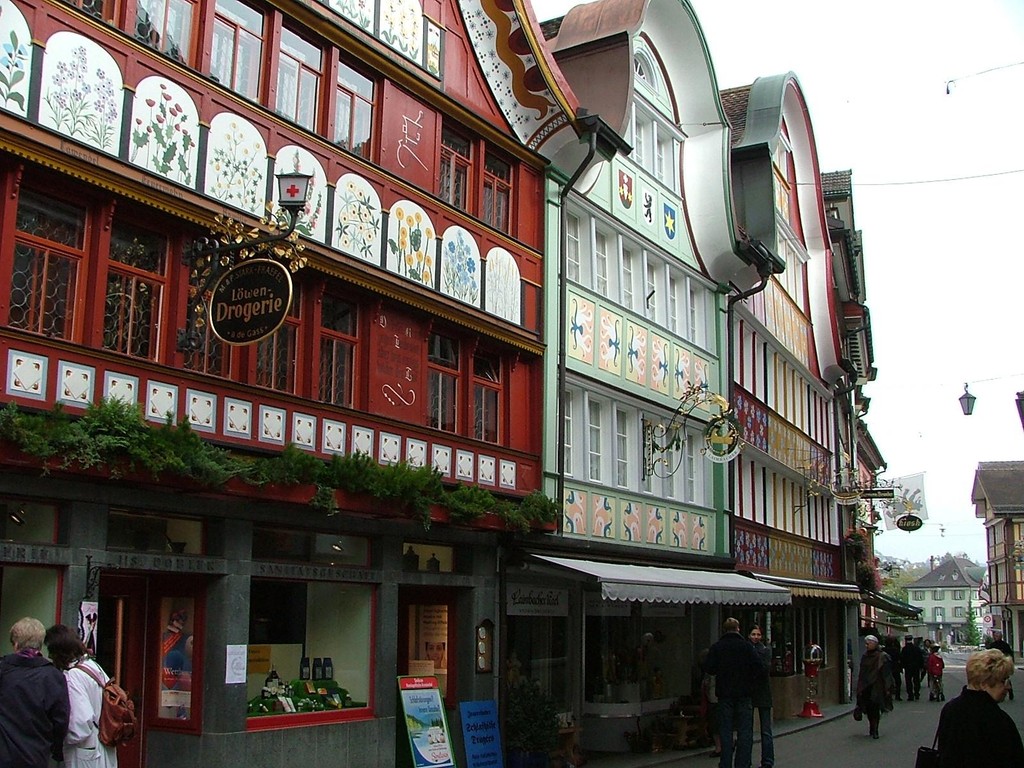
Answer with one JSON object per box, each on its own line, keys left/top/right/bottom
{"left": 0, "top": 566, "right": 59, "bottom": 642}
{"left": 472, "top": 353, "right": 500, "bottom": 443}
{"left": 182, "top": 323, "right": 231, "bottom": 377}
{"left": 482, "top": 152, "right": 511, "bottom": 233}
{"left": 334, "top": 62, "right": 374, "bottom": 159}
{"left": 253, "top": 527, "right": 369, "bottom": 567}
{"left": 427, "top": 332, "right": 458, "bottom": 432}
{"left": 135, "top": 0, "right": 193, "bottom": 62}
{"left": 438, "top": 128, "right": 471, "bottom": 211}
{"left": 103, "top": 221, "right": 167, "bottom": 360}
{"left": 247, "top": 579, "right": 373, "bottom": 720}
{"left": 318, "top": 294, "right": 357, "bottom": 407}
{"left": 8, "top": 190, "right": 85, "bottom": 340}
{"left": 107, "top": 510, "right": 204, "bottom": 554}
{"left": 63, "top": 0, "right": 115, "bottom": 21}
{"left": 254, "top": 287, "right": 300, "bottom": 393}
{"left": 732, "top": 608, "right": 796, "bottom": 675}
{"left": 1, "top": 501, "right": 57, "bottom": 544}
{"left": 406, "top": 603, "right": 450, "bottom": 696}
{"left": 275, "top": 28, "right": 321, "bottom": 131}
{"left": 210, "top": 0, "right": 264, "bottom": 101}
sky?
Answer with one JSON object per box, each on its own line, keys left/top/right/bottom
{"left": 531, "top": 0, "right": 1024, "bottom": 565}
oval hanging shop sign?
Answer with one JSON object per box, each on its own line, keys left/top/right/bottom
{"left": 896, "top": 514, "right": 924, "bottom": 532}
{"left": 209, "top": 259, "right": 293, "bottom": 345}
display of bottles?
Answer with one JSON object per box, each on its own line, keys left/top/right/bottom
{"left": 300, "top": 657, "right": 310, "bottom": 680}
{"left": 323, "top": 657, "right": 333, "bottom": 679}
{"left": 312, "top": 657, "right": 323, "bottom": 679}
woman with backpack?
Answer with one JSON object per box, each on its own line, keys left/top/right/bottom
{"left": 44, "top": 624, "right": 117, "bottom": 768}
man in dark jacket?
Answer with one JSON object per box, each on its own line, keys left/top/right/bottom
{"left": 706, "top": 617, "right": 764, "bottom": 768}
{"left": 748, "top": 625, "right": 773, "bottom": 768}
{"left": 985, "top": 628, "right": 1014, "bottom": 700}
{"left": 882, "top": 632, "right": 903, "bottom": 700}
{"left": 899, "top": 634, "right": 925, "bottom": 701}
{"left": 0, "top": 617, "right": 70, "bottom": 768}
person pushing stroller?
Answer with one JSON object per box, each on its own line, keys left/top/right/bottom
{"left": 928, "top": 645, "right": 945, "bottom": 701}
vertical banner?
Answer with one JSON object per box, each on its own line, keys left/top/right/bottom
{"left": 459, "top": 700, "right": 502, "bottom": 768}
{"left": 398, "top": 676, "right": 455, "bottom": 768}
{"left": 78, "top": 601, "right": 98, "bottom": 656}
{"left": 881, "top": 473, "right": 929, "bottom": 530}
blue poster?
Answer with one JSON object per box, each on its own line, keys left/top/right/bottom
{"left": 399, "top": 676, "right": 456, "bottom": 768}
{"left": 459, "top": 700, "right": 503, "bottom": 768}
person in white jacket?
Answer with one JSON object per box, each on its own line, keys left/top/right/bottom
{"left": 44, "top": 624, "right": 117, "bottom": 768}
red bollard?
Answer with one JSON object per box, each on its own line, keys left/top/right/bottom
{"left": 798, "top": 644, "right": 824, "bottom": 718}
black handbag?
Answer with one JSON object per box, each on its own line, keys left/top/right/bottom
{"left": 852, "top": 706, "right": 862, "bottom": 722}
{"left": 916, "top": 732, "right": 939, "bottom": 768}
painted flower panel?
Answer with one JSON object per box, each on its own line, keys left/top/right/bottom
{"left": 673, "top": 345, "right": 692, "bottom": 397}
{"left": 646, "top": 505, "right": 664, "bottom": 545}
{"left": 440, "top": 225, "right": 480, "bottom": 306}
{"left": 379, "top": 0, "right": 421, "bottom": 63}
{"left": 591, "top": 495, "right": 614, "bottom": 539}
{"left": 650, "top": 334, "right": 669, "bottom": 393}
{"left": 621, "top": 500, "right": 641, "bottom": 542}
{"left": 130, "top": 76, "right": 198, "bottom": 185}
{"left": 327, "top": 0, "right": 374, "bottom": 31}
{"left": 625, "top": 321, "right": 647, "bottom": 385}
{"left": 274, "top": 145, "right": 327, "bottom": 243}
{"left": 563, "top": 488, "right": 586, "bottom": 535}
{"left": 598, "top": 308, "right": 621, "bottom": 375}
{"left": 205, "top": 112, "right": 267, "bottom": 216}
{"left": 335, "top": 172, "right": 381, "bottom": 262}
{"left": 0, "top": 0, "right": 32, "bottom": 117}
{"left": 386, "top": 200, "right": 435, "bottom": 287}
{"left": 567, "top": 294, "right": 594, "bottom": 365}
{"left": 485, "top": 247, "right": 521, "bottom": 323}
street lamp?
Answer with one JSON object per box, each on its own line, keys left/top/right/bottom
{"left": 176, "top": 171, "right": 313, "bottom": 351}
{"left": 959, "top": 383, "right": 976, "bottom": 416}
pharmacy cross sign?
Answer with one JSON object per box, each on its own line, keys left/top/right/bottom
{"left": 283, "top": 183, "right": 302, "bottom": 200}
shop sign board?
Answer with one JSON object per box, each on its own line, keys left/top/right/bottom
{"left": 459, "top": 700, "right": 502, "bottom": 768}
{"left": 861, "top": 488, "right": 896, "bottom": 500}
{"left": 209, "top": 259, "right": 293, "bottom": 345}
{"left": 398, "top": 676, "right": 455, "bottom": 768}
{"left": 896, "top": 514, "right": 924, "bottom": 531}
{"left": 506, "top": 586, "right": 568, "bottom": 617}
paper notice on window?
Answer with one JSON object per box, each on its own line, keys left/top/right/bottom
{"left": 226, "top": 644, "right": 247, "bottom": 684}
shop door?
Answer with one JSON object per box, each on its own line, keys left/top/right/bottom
{"left": 97, "top": 574, "right": 147, "bottom": 768}
{"left": 398, "top": 587, "right": 457, "bottom": 706}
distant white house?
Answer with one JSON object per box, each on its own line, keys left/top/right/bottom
{"left": 907, "top": 558, "right": 987, "bottom": 645}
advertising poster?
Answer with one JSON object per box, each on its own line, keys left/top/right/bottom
{"left": 159, "top": 597, "right": 195, "bottom": 719}
{"left": 459, "top": 700, "right": 503, "bottom": 768}
{"left": 398, "top": 676, "right": 456, "bottom": 768}
{"left": 77, "top": 601, "right": 98, "bottom": 656}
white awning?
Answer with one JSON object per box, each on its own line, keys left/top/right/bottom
{"left": 753, "top": 574, "right": 862, "bottom": 601}
{"left": 531, "top": 555, "right": 791, "bottom": 606}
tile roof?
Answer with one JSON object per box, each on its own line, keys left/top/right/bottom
{"left": 909, "top": 557, "right": 983, "bottom": 588}
{"left": 973, "top": 461, "right": 1024, "bottom": 511}
{"left": 539, "top": 16, "right": 563, "bottom": 41}
{"left": 821, "top": 169, "right": 852, "bottom": 197}
{"left": 719, "top": 86, "right": 751, "bottom": 146}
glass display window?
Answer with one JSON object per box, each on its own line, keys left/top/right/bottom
{"left": 108, "top": 510, "right": 204, "bottom": 554}
{"left": 0, "top": 565, "right": 59, "bottom": 638}
{"left": 1, "top": 500, "right": 57, "bottom": 543}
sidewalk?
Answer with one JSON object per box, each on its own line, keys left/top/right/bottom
{"left": 584, "top": 702, "right": 853, "bottom": 768}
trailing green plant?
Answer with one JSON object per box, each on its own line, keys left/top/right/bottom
{"left": 0, "top": 399, "right": 560, "bottom": 531}
{"left": 505, "top": 678, "right": 559, "bottom": 754}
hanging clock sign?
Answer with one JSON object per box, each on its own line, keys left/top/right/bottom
{"left": 896, "top": 514, "right": 924, "bottom": 532}
{"left": 209, "top": 259, "right": 293, "bottom": 345}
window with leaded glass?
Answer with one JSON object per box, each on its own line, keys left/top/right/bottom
{"left": 472, "top": 353, "right": 500, "bottom": 443}
{"left": 103, "top": 221, "right": 167, "bottom": 360}
{"left": 275, "top": 28, "right": 321, "bottom": 131}
{"left": 427, "top": 333, "right": 458, "bottom": 432}
{"left": 334, "top": 62, "right": 374, "bottom": 158}
{"left": 255, "top": 287, "right": 299, "bottom": 393}
{"left": 135, "top": 0, "right": 194, "bottom": 62}
{"left": 438, "top": 129, "right": 471, "bottom": 211}
{"left": 8, "top": 190, "right": 84, "bottom": 340}
{"left": 319, "top": 294, "right": 356, "bottom": 407}
{"left": 483, "top": 152, "right": 511, "bottom": 233}
{"left": 210, "top": 0, "right": 263, "bottom": 101}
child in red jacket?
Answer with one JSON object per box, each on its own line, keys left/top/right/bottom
{"left": 927, "top": 645, "right": 945, "bottom": 701}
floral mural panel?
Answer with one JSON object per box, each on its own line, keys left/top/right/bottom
{"left": 130, "top": 77, "right": 198, "bottom": 186}
{"left": 693, "top": 356, "right": 708, "bottom": 388}
{"left": 621, "top": 500, "right": 641, "bottom": 543}
{"left": 439, "top": 225, "right": 480, "bottom": 306}
{"left": 566, "top": 294, "right": 594, "bottom": 365}
{"left": 563, "top": 488, "right": 586, "bottom": 535}
{"left": 645, "top": 504, "right": 664, "bottom": 545}
{"left": 673, "top": 345, "right": 692, "bottom": 397}
{"left": 425, "top": 19, "right": 442, "bottom": 78}
{"left": 274, "top": 145, "right": 327, "bottom": 243}
{"left": 670, "top": 510, "right": 688, "bottom": 549}
{"left": 624, "top": 321, "right": 647, "bottom": 386}
{"left": 334, "top": 172, "right": 381, "bottom": 263}
{"left": 591, "top": 494, "right": 614, "bottom": 539}
{"left": 598, "top": 308, "right": 621, "bottom": 375}
{"left": 41, "top": 32, "right": 123, "bottom": 155}
{"left": 386, "top": 200, "right": 435, "bottom": 287}
{"left": 205, "top": 112, "right": 267, "bottom": 216}
{"left": 484, "top": 247, "right": 521, "bottom": 323}
{"left": 0, "top": 0, "right": 32, "bottom": 117}
{"left": 326, "top": 0, "right": 375, "bottom": 32}
{"left": 650, "top": 334, "right": 669, "bottom": 393}
{"left": 379, "top": 0, "right": 422, "bottom": 64}
{"left": 692, "top": 514, "right": 708, "bottom": 551}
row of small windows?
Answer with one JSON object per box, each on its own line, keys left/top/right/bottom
{"left": 912, "top": 590, "right": 968, "bottom": 602}
{"left": 565, "top": 208, "right": 710, "bottom": 348}
{"left": 6, "top": 183, "right": 505, "bottom": 444}
{"left": 563, "top": 386, "right": 710, "bottom": 506}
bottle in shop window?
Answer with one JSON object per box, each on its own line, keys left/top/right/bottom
{"left": 323, "top": 657, "right": 333, "bottom": 679}
{"left": 312, "top": 657, "right": 323, "bottom": 680}
{"left": 300, "top": 657, "right": 311, "bottom": 680}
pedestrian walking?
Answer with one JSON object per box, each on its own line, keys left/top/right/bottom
{"left": 986, "top": 628, "right": 1014, "bottom": 701}
{"left": 0, "top": 617, "right": 70, "bottom": 768}
{"left": 705, "top": 617, "right": 764, "bottom": 768}
{"left": 935, "top": 648, "right": 1024, "bottom": 767}
{"left": 45, "top": 623, "right": 118, "bottom": 768}
{"left": 854, "top": 635, "right": 893, "bottom": 739}
{"left": 899, "top": 634, "right": 925, "bottom": 701}
{"left": 927, "top": 645, "right": 945, "bottom": 702}
{"left": 882, "top": 632, "right": 903, "bottom": 700}
{"left": 748, "top": 625, "right": 773, "bottom": 768}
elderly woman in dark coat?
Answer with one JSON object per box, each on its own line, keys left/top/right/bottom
{"left": 855, "top": 635, "right": 893, "bottom": 739}
{"left": 936, "top": 648, "right": 1024, "bottom": 767}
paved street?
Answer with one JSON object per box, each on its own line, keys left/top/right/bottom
{"left": 588, "top": 650, "right": 1024, "bottom": 768}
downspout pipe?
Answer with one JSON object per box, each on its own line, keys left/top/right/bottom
{"left": 724, "top": 239, "right": 778, "bottom": 559}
